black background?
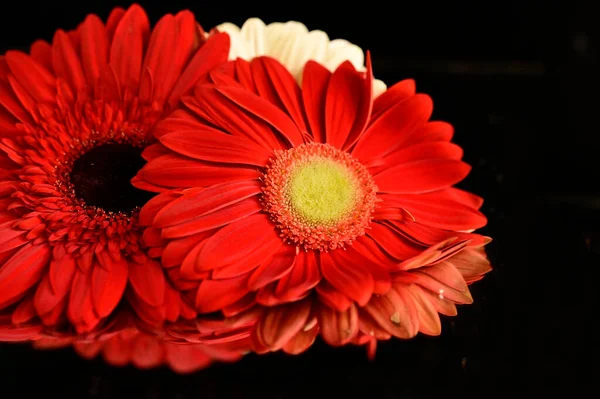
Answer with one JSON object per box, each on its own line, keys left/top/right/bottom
{"left": 0, "top": 0, "right": 597, "bottom": 397}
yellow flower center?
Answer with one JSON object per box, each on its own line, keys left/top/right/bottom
{"left": 288, "top": 159, "right": 358, "bottom": 225}
{"left": 262, "top": 143, "right": 378, "bottom": 251}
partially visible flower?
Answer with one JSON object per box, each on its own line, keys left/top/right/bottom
{"left": 215, "top": 18, "right": 387, "bottom": 96}
{"left": 0, "top": 4, "right": 229, "bottom": 339}
{"left": 34, "top": 327, "right": 248, "bottom": 373}
{"left": 134, "top": 55, "right": 491, "bottom": 353}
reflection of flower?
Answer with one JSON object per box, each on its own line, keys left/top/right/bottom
{"left": 216, "top": 18, "right": 387, "bottom": 96}
{"left": 134, "top": 55, "right": 491, "bottom": 353}
{"left": 35, "top": 328, "right": 249, "bottom": 373}
{"left": 0, "top": 4, "right": 230, "bottom": 340}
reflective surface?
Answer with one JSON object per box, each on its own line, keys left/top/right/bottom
{"left": 0, "top": 1, "right": 595, "bottom": 396}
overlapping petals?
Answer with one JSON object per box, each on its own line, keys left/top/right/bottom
{"left": 135, "top": 55, "right": 491, "bottom": 354}
{"left": 0, "top": 4, "right": 230, "bottom": 339}
{"left": 216, "top": 18, "right": 387, "bottom": 96}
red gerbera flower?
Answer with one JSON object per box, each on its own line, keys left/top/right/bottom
{"left": 134, "top": 55, "right": 492, "bottom": 352}
{"left": 0, "top": 4, "right": 230, "bottom": 339}
{"left": 34, "top": 327, "right": 248, "bottom": 373}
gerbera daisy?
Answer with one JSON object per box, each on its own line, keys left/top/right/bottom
{"left": 34, "top": 327, "right": 248, "bottom": 373}
{"left": 134, "top": 55, "right": 492, "bottom": 353}
{"left": 0, "top": 4, "right": 230, "bottom": 339}
{"left": 215, "top": 18, "right": 387, "bottom": 96}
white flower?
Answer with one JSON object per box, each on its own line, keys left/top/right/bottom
{"left": 216, "top": 18, "right": 387, "bottom": 98}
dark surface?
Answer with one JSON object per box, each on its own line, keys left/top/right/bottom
{"left": 0, "top": 0, "right": 596, "bottom": 397}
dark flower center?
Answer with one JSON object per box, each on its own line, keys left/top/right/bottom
{"left": 69, "top": 143, "right": 154, "bottom": 213}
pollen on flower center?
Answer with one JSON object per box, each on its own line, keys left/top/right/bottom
{"left": 66, "top": 142, "right": 155, "bottom": 214}
{"left": 288, "top": 160, "right": 358, "bottom": 224}
{"left": 262, "top": 142, "right": 378, "bottom": 251}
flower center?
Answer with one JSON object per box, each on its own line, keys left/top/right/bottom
{"left": 69, "top": 143, "right": 155, "bottom": 214}
{"left": 288, "top": 160, "right": 358, "bottom": 224}
{"left": 262, "top": 143, "right": 378, "bottom": 251}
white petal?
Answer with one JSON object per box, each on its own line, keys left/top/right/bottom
{"left": 324, "top": 39, "right": 364, "bottom": 72}
{"left": 240, "top": 18, "right": 267, "bottom": 57}
{"left": 373, "top": 79, "right": 388, "bottom": 98}
{"left": 216, "top": 22, "right": 250, "bottom": 60}
{"left": 214, "top": 19, "right": 382, "bottom": 91}
{"left": 263, "top": 22, "right": 310, "bottom": 78}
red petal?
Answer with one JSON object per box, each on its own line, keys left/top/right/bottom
{"left": 250, "top": 57, "right": 308, "bottom": 133}
{"left": 195, "top": 213, "right": 283, "bottom": 273}
{"left": 363, "top": 285, "right": 419, "bottom": 338}
{"left": 5, "top": 51, "right": 55, "bottom": 103}
{"left": 49, "top": 252, "right": 76, "bottom": 294}
{"left": 370, "top": 79, "right": 416, "bottom": 120}
{"left": 315, "top": 281, "right": 352, "bottom": 312}
{"left": 379, "top": 192, "right": 487, "bottom": 231}
{"left": 35, "top": 252, "right": 76, "bottom": 316}
{"left": 404, "top": 121, "right": 454, "bottom": 146}
{"left": 0, "top": 80, "right": 33, "bottom": 124}
{"left": 248, "top": 245, "right": 296, "bottom": 291}
{"left": 185, "top": 88, "right": 285, "bottom": 152}
{"left": 68, "top": 268, "right": 100, "bottom": 332}
{"left": 234, "top": 58, "right": 257, "bottom": 93}
{"left": 318, "top": 303, "right": 358, "bottom": 346}
{"left": 162, "top": 231, "right": 211, "bottom": 268}
{"left": 159, "top": 126, "right": 273, "bottom": 166}
{"left": 12, "top": 295, "right": 37, "bottom": 324}
{"left": 127, "top": 288, "right": 166, "bottom": 326}
{"left": 106, "top": 8, "right": 126, "bottom": 41}
{"left": 302, "top": 61, "right": 331, "bottom": 143}
{"left": 275, "top": 251, "right": 321, "bottom": 301}
{"left": 353, "top": 94, "right": 433, "bottom": 162}
{"left": 447, "top": 246, "right": 492, "bottom": 283}
{"left": 370, "top": 141, "right": 464, "bottom": 176}
{"left": 153, "top": 109, "right": 204, "bottom": 138}
{"left": 346, "top": 245, "right": 392, "bottom": 295}
{"left": 138, "top": 153, "right": 261, "bottom": 189}
{"left": 91, "top": 258, "right": 128, "bottom": 317}
{"left": 0, "top": 227, "right": 28, "bottom": 253}
{"left": 374, "top": 159, "right": 471, "bottom": 194}
{"left": 216, "top": 85, "right": 304, "bottom": 148}
{"left": 168, "top": 32, "right": 230, "bottom": 108}
{"left": 0, "top": 243, "right": 50, "bottom": 308}
{"left": 79, "top": 15, "right": 108, "bottom": 88}
{"left": 282, "top": 324, "right": 319, "bottom": 355}
{"left": 155, "top": 180, "right": 262, "bottom": 228}
{"left": 52, "top": 31, "right": 86, "bottom": 94}
{"left": 407, "top": 285, "right": 442, "bottom": 335}
{"left": 128, "top": 259, "right": 165, "bottom": 307}
{"left": 138, "top": 191, "right": 181, "bottom": 226}
{"left": 367, "top": 222, "right": 423, "bottom": 260}
{"left": 391, "top": 220, "right": 488, "bottom": 247}
{"left": 30, "top": 40, "right": 53, "bottom": 72}
{"left": 109, "top": 4, "right": 150, "bottom": 89}
{"left": 322, "top": 251, "right": 374, "bottom": 306}
{"left": 324, "top": 61, "right": 365, "bottom": 149}
{"left": 141, "top": 12, "right": 195, "bottom": 104}
{"left": 410, "top": 262, "right": 473, "bottom": 304}
{"left": 195, "top": 275, "right": 248, "bottom": 313}
{"left": 253, "top": 300, "right": 311, "bottom": 351}
{"left": 446, "top": 187, "right": 484, "bottom": 209}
